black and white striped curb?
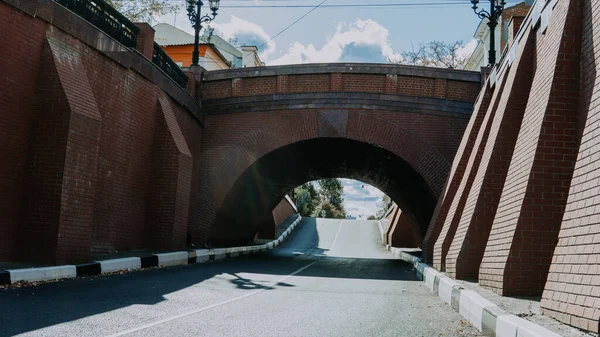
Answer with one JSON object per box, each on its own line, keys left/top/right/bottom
{"left": 375, "top": 219, "right": 563, "bottom": 337}
{"left": 0, "top": 215, "right": 302, "bottom": 286}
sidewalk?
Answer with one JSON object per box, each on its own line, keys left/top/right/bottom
{"left": 390, "top": 248, "right": 594, "bottom": 337}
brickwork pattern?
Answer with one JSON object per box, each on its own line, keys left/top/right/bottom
{"left": 444, "top": 28, "right": 535, "bottom": 280}
{"left": 201, "top": 72, "right": 481, "bottom": 103}
{"left": 288, "top": 74, "right": 330, "bottom": 93}
{"left": 433, "top": 70, "right": 509, "bottom": 271}
{"left": 479, "top": 0, "right": 581, "bottom": 296}
{"left": 388, "top": 211, "right": 421, "bottom": 248}
{"left": 446, "top": 80, "right": 481, "bottom": 103}
{"left": 342, "top": 74, "right": 386, "bottom": 93}
{"left": 196, "top": 109, "right": 465, "bottom": 242}
{"left": 541, "top": 0, "right": 600, "bottom": 332}
{"left": 0, "top": 2, "right": 46, "bottom": 261}
{"left": 422, "top": 86, "right": 493, "bottom": 263}
{"left": 396, "top": 76, "right": 435, "bottom": 97}
{"left": 0, "top": 0, "right": 204, "bottom": 264}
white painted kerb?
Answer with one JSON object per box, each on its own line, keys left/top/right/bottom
{"left": 9, "top": 265, "right": 76, "bottom": 283}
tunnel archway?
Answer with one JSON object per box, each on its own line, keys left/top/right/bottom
{"left": 210, "top": 138, "right": 436, "bottom": 245}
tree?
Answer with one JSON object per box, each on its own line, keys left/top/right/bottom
{"left": 376, "top": 195, "right": 393, "bottom": 219}
{"left": 390, "top": 41, "right": 470, "bottom": 70}
{"left": 318, "top": 178, "right": 345, "bottom": 212}
{"left": 317, "top": 202, "right": 346, "bottom": 219}
{"left": 293, "top": 183, "right": 321, "bottom": 217}
{"left": 106, "top": 0, "right": 179, "bottom": 22}
{"left": 293, "top": 179, "right": 346, "bottom": 219}
{"left": 367, "top": 215, "right": 378, "bottom": 220}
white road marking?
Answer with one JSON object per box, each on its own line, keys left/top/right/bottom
{"left": 104, "top": 261, "right": 317, "bottom": 337}
{"left": 329, "top": 220, "right": 344, "bottom": 251}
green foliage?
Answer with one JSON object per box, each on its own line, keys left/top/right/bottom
{"left": 317, "top": 202, "right": 346, "bottom": 219}
{"left": 293, "top": 179, "right": 346, "bottom": 219}
{"left": 106, "top": 0, "right": 179, "bottom": 22}
{"left": 293, "top": 183, "right": 321, "bottom": 217}
{"left": 367, "top": 215, "right": 378, "bottom": 220}
{"left": 318, "top": 178, "right": 344, "bottom": 211}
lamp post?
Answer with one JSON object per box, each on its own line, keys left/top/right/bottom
{"left": 471, "top": 0, "right": 506, "bottom": 66}
{"left": 187, "top": 0, "right": 220, "bottom": 66}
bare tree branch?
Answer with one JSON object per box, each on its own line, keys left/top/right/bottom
{"left": 106, "top": 0, "right": 179, "bottom": 22}
{"left": 390, "top": 40, "right": 469, "bottom": 70}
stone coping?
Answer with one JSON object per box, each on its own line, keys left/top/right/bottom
{"left": 202, "top": 63, "right": 482, "bottom": 83}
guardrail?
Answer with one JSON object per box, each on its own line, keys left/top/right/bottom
{"left": 54, "top": 0, "right": 139, "bottom": 48}
{"left": 152, "top": 42, "right": 189, "bottom": 88}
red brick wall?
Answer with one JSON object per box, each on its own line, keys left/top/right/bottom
{"left": 236, "top": 77, "right": 277, "bottom": 96}
{"left": 397, "top": 76, "right": 435, "bottom": 97}
{"left": 0, "top": 0, "right": 203, "bottom": 264}
{"left": 541, "top": 0, "right": 600, "bottom": 332}
{"left": 0, "top": 1, "right": 47, "bottom": 262}
{"left": 342, "top": 74, "right": 386, "bottom": 93}
{"left": 479, "top": 0, "right": 581, "bottom": 296}
{"left": 444, "top": 28, "right": 535, "bottom": 280}
{"left": 500, "top": 2, "right": 532, "bottom": 51}
{"left": 388, "top": 210, "right": 421, "bottom": 248}
{"left": 422, "top": 85, "right": 493, "bottom": 263}
{"left": 272, "top": 197, "right": 297, "bottom": 228}
{"left": 384, "top": 206, "right": 402, "bottom": 245}
{"left": 201, "top": 72, "right": 481, "bottom": 103}
{"left": 201, "top": 80, "right": 232, "bottom": 100}
{"left": 446, "top": 80, "right": 481, "bottom": 103}
{"left": 433, "top": 70, "right": 509, "bottom": 271}
{"left": 195, "top": 109, "right": 467, "bottom": 242}
{"left": 288, "top": 74, "right": 330, "bottom": 93}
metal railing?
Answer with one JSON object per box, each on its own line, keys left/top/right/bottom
{"left": 54, "top": 0, "right": 139, "bottom": 48}
{"left": 152, "top": 42, "right": 189, "bottom": 88}
{"left": 54, "top": 0, "right": 189, "bottom": 88}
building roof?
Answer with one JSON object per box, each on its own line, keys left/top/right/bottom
{"left": 153, "top": 23, "right": 243, "bottom": 59}
{"left": 154, "top": 23, "right": 194, "bottom": 46}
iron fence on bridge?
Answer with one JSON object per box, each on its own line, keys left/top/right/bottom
{"left": 54, "top": 0, "right": 139, "bottom": 48}
{"left": 54, "top": 0, "right": 189, "bottom": 88}
{"left": 152, "top": 42, "right": 189, "bottom": 88}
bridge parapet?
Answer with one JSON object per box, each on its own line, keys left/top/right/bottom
{"left": 200, "top": 63, "right": 482, "bottom": 104}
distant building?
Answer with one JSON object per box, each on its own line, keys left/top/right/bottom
{"left": 464, "top": 1, "right": 533, "bottom": 71}
{"left": 153, "top": 23, "right": 264, "bottom": 70}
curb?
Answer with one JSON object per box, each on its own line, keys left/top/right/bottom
{"left": 374, "top": 219, "right": 564, "bottom": 337}
{"left": 0, "top": 215, "right": 302, "bottom": 286}
{"left": 392, "top": 249, "right": 563, "bottom": 337}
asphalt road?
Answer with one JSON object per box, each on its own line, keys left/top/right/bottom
{"left": 0, "top": 218, "right": 482, "bottom": 337}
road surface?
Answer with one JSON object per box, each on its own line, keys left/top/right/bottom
{"left": 0, "top": 218, "right": 482, "bottom": 337}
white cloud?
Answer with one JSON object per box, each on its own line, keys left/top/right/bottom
{"left": 269, "top": 19, "right": 401, "bottom": 65}
{"left": 211, "top": 16, "right": 276, "bottom": 60}
{"left": 456, "top": 38, "right": 478, "bottom": 60}
{"left": 339, "top": 179, "right": 385, "bottom": 218}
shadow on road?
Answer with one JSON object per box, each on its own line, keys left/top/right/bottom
{"left": 0, "top": 218, "right": 417, "bottom": 336}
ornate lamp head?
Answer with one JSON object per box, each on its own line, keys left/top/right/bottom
{"left": 209, "top": 0, "right": 220, "bottom": 15}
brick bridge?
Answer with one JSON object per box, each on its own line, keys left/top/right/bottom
{"left": 198, "top": 64, "right": 481, "bottom": 245}
{"left": 0, "top": 0, "right": 481, "bottom": 264}
{"left": 3, "top": 0, "right": 600, "bottom": 333}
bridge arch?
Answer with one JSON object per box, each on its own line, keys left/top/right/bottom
{"left": 194, "top": 63, "right": 481, "bottom": 245}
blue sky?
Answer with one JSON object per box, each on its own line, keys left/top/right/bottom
{"left": 154, "top": 1, "right": 500, "bottom": 217}
{"left": 155, "top": 0, "right": 497, "bottom": 65}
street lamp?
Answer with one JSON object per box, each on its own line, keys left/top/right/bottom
{"left": 471, "top": 0, "right": 506, "bottom": 66}
{"left": 187, "top": 0, "right": 220, "bottom": 66}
